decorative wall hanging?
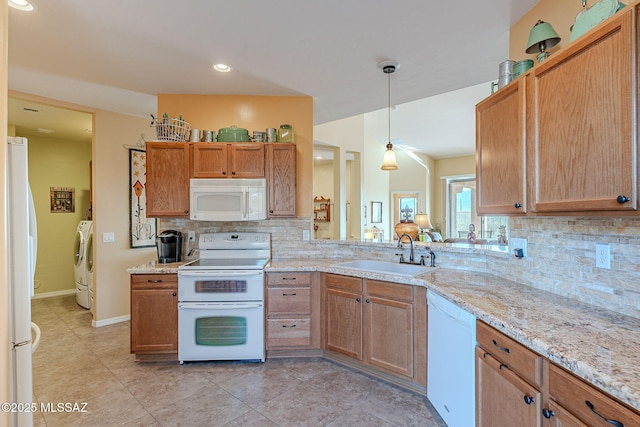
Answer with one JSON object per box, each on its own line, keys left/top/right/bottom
{"left": 50, "top": 187, "right": 75, "bottom": 213}
{"left": 129, "top": 149, "right": 157, "bottom": 248}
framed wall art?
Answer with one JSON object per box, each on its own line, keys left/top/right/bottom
{"left": 371, "top": 201, "right": 382, "bottom": 223}
{"left": 50, "top": 187, "right": 75, "bottom": 213}
{"left": 129, "top": 149, "right": 157, "bottom": 248}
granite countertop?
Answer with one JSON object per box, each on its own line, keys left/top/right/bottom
{"left": 128, "top": 257, "right": 640, "bottom": 411}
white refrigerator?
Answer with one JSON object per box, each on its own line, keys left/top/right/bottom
{"left": 7, "top": 136, "right": 39, "bottom": 427}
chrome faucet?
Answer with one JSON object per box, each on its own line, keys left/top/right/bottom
{"left": 397, "top": 234, "right": 415, "bottom": 263}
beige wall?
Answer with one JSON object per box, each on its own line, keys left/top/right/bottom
{"left": 433, "top": 155, "right": 476, "bottom": 231}
{"left": 510, "top": 0, "right": 579, "bottom": 62}
{"left": 157, "top": 94, "right": 314, "bottom": 217}
{"left": 1, "top": 1, "right": 9, "bottom": 420}
{"left": 25, "top": 135, "right": 92, "bottom": 295}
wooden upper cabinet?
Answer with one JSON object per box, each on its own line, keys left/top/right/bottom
{"left": 266, "top": 143, "right": 296, "bottom": 217}
{"left": 191, "top": 143, "right": 227, "bottom": 178}
{"left": 529, "top": 8, "right": 636, "bottom": 213}
{"left": 146, "top": 142, "right": 190, "bottom": 217}
{"left": 191, "top": 143, "right": 264, "bottom": 178}
{"left": 476, "top": 77, "right": 527, "bottom": 215}
{"left": 229, "top": 144, "right": 265, "bottom": 178}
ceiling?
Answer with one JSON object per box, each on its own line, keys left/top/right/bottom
{"left": 7, "top": 0, "right": 538, "bottom": 156}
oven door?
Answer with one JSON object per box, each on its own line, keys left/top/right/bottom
{"left": 178, "top": 270, "right": 264, "bottom": 302}
{"left": 178, "top": 302, "right": 265, "bottom": 363}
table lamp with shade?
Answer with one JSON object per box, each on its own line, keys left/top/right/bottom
{"left": 414, "top": 213, "right": 433, "bottom": 242}
{"left": 526, "top": 20, "right": 561, "bottom": 62}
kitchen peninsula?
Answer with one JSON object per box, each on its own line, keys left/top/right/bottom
{"left": 129, "top": 240, "right": 640, "bottom": 420}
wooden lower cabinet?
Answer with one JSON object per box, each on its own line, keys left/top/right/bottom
{"left": 323, "top": 273, "right": 426, "bottom": 393}
{"left": 477, "top": 321, "right": 640, "bottom": 426}
{"left": 265, "top": 272, "right": 320, "bottom": 355}
{"left": 130, "top": 274, "right": 178, "bottom": 360}
{"left": 476, "top": 348, "right": 542, "bottom": 427}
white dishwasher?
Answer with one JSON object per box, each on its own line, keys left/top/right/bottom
{"left": 427, "top": 290, "right": 476, "bottom": 427}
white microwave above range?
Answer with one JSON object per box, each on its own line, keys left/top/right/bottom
{"left": 190, "top": 178, "right": 267, "bottom": 221}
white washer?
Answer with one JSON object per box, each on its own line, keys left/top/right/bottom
{"left": 73, "top": 220, "right": 92, "bottom": 309}
{"left": 85, "top": 222, "right": 94, "bottom": 314}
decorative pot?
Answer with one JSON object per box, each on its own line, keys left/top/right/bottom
{"left": 394, "top": 221, "right": 419, "bottom": 242}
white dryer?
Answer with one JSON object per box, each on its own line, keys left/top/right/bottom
{"left": 86, "top": 222, "right": 94, "bottom": 315}
{"left": 73, "top": 220, "right": 92, "bottom": 309}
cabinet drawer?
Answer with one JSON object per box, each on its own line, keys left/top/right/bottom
{"left": 267, "top": 287, "right": 311, "bottom": 315}
{"left": 267, "top": 318, "right": 312, "bottom": 348}
{"left": 131, "top": 274, "right": 177, "bottom": 290}
{"left": 548, "top": 363, "right": 640, "bottom": 426}
{"left": 476, "top": 321, "right": 542, "bottom": 387}
{"left": 325, "top": 274, "right": 363, "bottom": 293}
{"left": 267, "top": 272, "right": 311, "bottom": 286}
{"left": 366, "top": 280, "right": 412, "bottom": 302}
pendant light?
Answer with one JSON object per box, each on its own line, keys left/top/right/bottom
{"left": 379, "top": 61, "right": 399, "bottom": 171}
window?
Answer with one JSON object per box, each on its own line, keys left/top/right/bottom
{"left": 446, "top": 176, "right": 508, "bottom": 244}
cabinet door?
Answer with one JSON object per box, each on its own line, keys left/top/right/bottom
{"left": 476, "top": 348, "right": 541, "bottom": 427}
{"left": 266, "top": 144, "right": 296, "bottom": 217}
{"left": 529, "top": 10, "right": 636, "bottom": 213}
{"left": 365, "top": 295, "right": 413, "bottom": 378}
{"left": 229, "top": 144, "right": 265, "bottom": 178}
{"left": 325, "top": 287, "right": 362, "bottom": 360}
{"left": 145, "top": 142, "right": 190, "bottom": 217}
{"left": 130, "top": 276, "right": 178, "bottom": 354}
{"left": 476, "top": 77, "right": 527, "bottom": 214}
{"left": 542, "top": 400, "right": 587, "bottom": 427}
{"left": 191, "top": 143, "right": 228, "bottom": 178}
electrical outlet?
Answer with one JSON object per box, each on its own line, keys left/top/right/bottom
{"left": 302, "top": 230, "right": 310, "bottom": 241}
{"left": 188, "top": 231, "right": 196, "bottom": 242}
{"left": 510, "top": 237, "right": 528, "bottom": 258}
{"left": 102, "top": 232, "right": 115, "bottom": 243}
{"left": 595, "top": 243, "right": 611, "bottom": 269}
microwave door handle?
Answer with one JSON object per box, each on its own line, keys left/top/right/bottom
{"left": 243, "top": 187, "right": 249, "bottom": 219}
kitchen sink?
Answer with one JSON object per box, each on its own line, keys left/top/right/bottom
{"left": 331, "top": 260, "right": 434, "bottom": 277}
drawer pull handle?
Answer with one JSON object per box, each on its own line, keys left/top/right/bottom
{"left": 147, "top": 279, "right": 163, "bottom": 283}
{"left": 282, "top": 324, "right": 297, "bottom": 328}
{"left": 585, "top": 401, "right": 624, "bottom": 427}
{"left": 523, "top": 395, "right": 535, "bottom": 405}
{"left": 499, "top": 363, "right": 508, "bottom": 370}
{"left": 542, "top": 408, "right": 555, "bottom": 419}
{"left": 492, "top": 339, "right": 510, "bottom": 353}
{"left": 282, "top": 277, "right": 296, "bottom": 280}
{"left": 282, "top": 293, "right": 297, "bottom": 296}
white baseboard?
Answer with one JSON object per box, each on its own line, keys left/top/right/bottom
{"left": 92, "top": 315, "right": 130, "bottom": 328}
{"left": 32, "top": 289, "right": 76, "bottom": 299}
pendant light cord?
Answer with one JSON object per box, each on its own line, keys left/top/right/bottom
{"left": 388, "top": 69, "right": 391, "bottom": 144}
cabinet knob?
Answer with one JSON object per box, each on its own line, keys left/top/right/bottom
{"left": 356, "top": 297, "right": 361, "bottom": 302}
{"left": 365, "top": 298, "right": 371, "bottom": 304}
{"left": 172, "top": 292, "right": 177, "bottom": 297}
{"left": 523, "top": 395, "right": 535, "bottom": 405}
{"left": 232, "top": 171, "right": 236, "bottom": 175}
{"left": 617, "top": 195, "right": 630, "bottom": 204}
{"left": 183, "top": 210, "right": 189, "bottom": 214}
{"left": 514, "top": 202, "right": 522, "bottom": 209}
{"left": 269, "top": 210, "right": 274, "bottom": 213}
{"left": 542, "top": 408, "right": 555, "bottom": 419}
{"left": 222, "top": 171, "right": 226, "bottom": 175}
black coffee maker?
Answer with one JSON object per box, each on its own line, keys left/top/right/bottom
{"left": 156, "top": 230, "right": 183, "bottom": 263}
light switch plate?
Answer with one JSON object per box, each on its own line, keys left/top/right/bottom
{"left": 302, "top": 230, "right": 310, "bottom": 241}
{"left": 103, "top": 232, "right": 115, "bottom": 243}
{"left": 187, "top": 231, "right": 196, "bottom": 242}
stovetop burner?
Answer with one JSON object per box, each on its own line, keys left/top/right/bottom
{"left": 178, "top": 232, "right": 271, "bottom": 271}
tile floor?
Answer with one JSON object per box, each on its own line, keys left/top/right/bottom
{"left": 31, "top": 295, "right": 446, "bottom": 426}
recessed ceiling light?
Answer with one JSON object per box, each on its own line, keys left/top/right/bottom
{"left": 8, "top": 0, "right": 36, "bottom": 11}
{"left": 213, "top": 64, "right": 232, "bottom": 73}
